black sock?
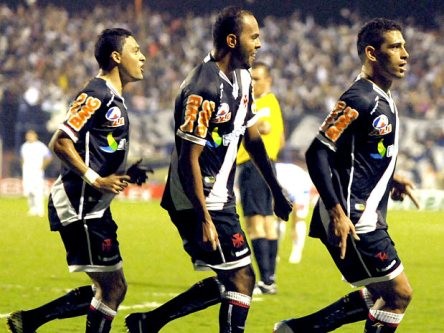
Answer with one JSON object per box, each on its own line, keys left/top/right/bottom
{"left": 85, "top": 298, "right": 116, "bottom": 333}
{"left": 286, "top": 290, "right": 369, "bottom": 332}
{"left": 145, "top": 277, "right": 223, "bottom": 330}
{"left": 23, "top": 285, "right": 94, "bottom": 330}
{"left": 251, "top": 238, "right": 271, "bottom": 284}
{"left": 219, "top": 291, "right": 251, "bottom": 333}
{"left": 268, "top": 239, "right": 278, "bottom": 282}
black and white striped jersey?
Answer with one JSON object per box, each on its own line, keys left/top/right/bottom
{"left": 314, "top": 76, "right": 399, "bottom": 233}
{"left": 161, "top": 54, "right": 257, "bottom": 212}
{"left": 49, "top": 78, "right": 129, "bottom": 230}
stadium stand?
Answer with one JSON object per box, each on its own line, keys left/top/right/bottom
{"left": 0, "top": 2, "right": 443, "bottom": 189}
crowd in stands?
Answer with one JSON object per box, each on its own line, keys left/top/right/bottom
{"left": 0, "top": 2, "right": 443, "bottom": 188}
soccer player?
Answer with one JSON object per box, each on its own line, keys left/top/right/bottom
{"left": 236, "top": 61, "right": 285, "bottom": 294}
{"left": 274, "top": 18, "right": 416, "bottom": 333}
{"left": 7, "top": 28, "right": 147, "bottom": 333}
{"left": 274, "top": 161, "right": 313, "bottom": 264}
{"left": 20, "top": 129, "right": 52, "bottom": 217}
{"left": 125, "top": 6, "right": 292, "bottom": 333}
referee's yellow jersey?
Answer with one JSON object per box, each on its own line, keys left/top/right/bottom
{"left": 237, "top": 92, "right": 284, "bottom": 164}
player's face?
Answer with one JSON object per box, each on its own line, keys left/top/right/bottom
{"left": 251, "top": 66, "right": 270, "bottom": 99}
{"left": 375, "top": 30, "right": 409, "bottom": 80}
{"left": 119, "top": 36, "right": 146, "bottom": 83}
{"left": 236, "top": 14, "right": 261, "bottom": 69}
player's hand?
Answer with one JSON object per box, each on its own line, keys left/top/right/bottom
{"left": 95, "top": 174, "right": 131, "bottom": 194}
{"left": 201, "top": 218, "right": 219, "bottom": 252}
{"left": 391, "top": 174, "right": 420, "bottom": 209}
{"left": 328, "top": 204, "right": 360, "bottom": 259}
{"left": 126, "top": 158, "right": 153, "bottom": 186}
{"left": 273, "top": 188, "right": 293, "bottom": 221}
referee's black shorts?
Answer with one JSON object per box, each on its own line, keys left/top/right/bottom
{"left": 237, "top": 160, "right": 274, "bottom": 217}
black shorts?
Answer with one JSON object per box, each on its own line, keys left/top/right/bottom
{"left": 238, "top": 161, "right": 273, "bottom": 216}
{"left": 58, "top": 210, "right": 122, "bottom": 273}
{"left": 168, "top": 207, "right": 251, "bottom": 271}
{"left": 321, "top": 229, "right": 403, "bottom": 287}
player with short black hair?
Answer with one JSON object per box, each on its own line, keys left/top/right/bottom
{"left": 125, "top": 6, "right": 292, "bottom": 333}
{"left": 274, "top": 18, "right": 416, "bottom": 333}
{"left": 7, "top": 27, "right": 147, "bottom": 333}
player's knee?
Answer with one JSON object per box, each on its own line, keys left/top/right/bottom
{"left": 222, "top": 265, "right": 256, "bottom": 295}
{"left": 395, "top": 283, "right": 413, "bottom": 309}
{"left": 384, "top": 283, "right": 413, "bottom": 311}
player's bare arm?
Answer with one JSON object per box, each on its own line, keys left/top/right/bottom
{"left": 49, "top": 130, "right": 130, "bottom": 194}
{"left": 178, "top": 140, "right": 219, "bottom": 251}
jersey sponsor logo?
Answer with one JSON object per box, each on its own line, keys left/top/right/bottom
{"left": 370, "top": 139, "right": 394, "bottom": 159}
{"left": 67, "top": 93, "right": 101, "bottom": 131}
{"left": 209, "top": 127, "right": 223, "bottom": 148}
{"left": 213, "top": 103, "right": 231, "bottom": 123}
{"left": 370, "top": 115, "right": 392, "bottom": 136}
{"left": 179, "top": 94, "right": 216, "bottom": 139}
{"left": 105, "top": 106, "right": 125, "bottom": 127}
{"left": 99, "top": 133, "right": 126, "bottom": 153}
{"left": 320, "top": 101, "right": 359, "bottom": 142}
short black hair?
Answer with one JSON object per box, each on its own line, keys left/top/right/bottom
{"left": 357, "top": 18, "right": 403, "bottom": 61}
{"left": 94, "top": 28, "right": 134, "bottom": 70}
{"left": 212, "top": 6, "right": 254, "bottom": 51}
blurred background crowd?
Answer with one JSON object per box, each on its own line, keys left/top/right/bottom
{"left": 1, "top": 0, "right": 443, "bottom": 189}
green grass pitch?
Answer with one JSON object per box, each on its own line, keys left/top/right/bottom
{"left": 0, "top": 197, "right": 443, "bottom": 332}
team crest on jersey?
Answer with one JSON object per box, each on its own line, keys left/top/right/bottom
{"left": 105, "top": 107, "right": 125, "bottom": 127}
{"left": 100, "top": 132, "right": 126, "bottom": 153}
{"left": 213, "top": 103, "right": 231, "bottom": 123}
{"left": 370, "top": 115, "right": 392, "bottom": 136}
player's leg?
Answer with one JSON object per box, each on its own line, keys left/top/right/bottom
{"left": 125, "top": 277, "right": 223, "bottom": 333}
{"left": 218, "top": 265, "right": 255, "bottom": 333}
{"left": 86, "top": 270, "right": 127, "bottom": 333}
{"left": 6, "top": 285, "right": 95, "bottom": 333}
{"left": 364, "top": 272, "right": 412, "bottom": 332}
{"left": 264, "top": 215, "right": 279, "bottom": 284}
{"left": 238, "top": 161, "right": 275, "bottom": 291}
{"left": 289, "top": 202, "right": 308, "bottom": 264}
{"left": 273, "top": 288, "right": 373, "bottom": 332}
{"left": 247, "top": 215, "right": 273, "bottom": 287}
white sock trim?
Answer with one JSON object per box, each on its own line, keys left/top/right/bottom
{"left": 369, "top": 309, "right": 404, "bottom": 325}
{"left": 361, "top": 288, "right": 374, "bottom": 309}
{"left": 90, "top": 297, "right": 117, "bottom": 318}
{"left": 224, "top": 291, "right": 251, "bottom": 307}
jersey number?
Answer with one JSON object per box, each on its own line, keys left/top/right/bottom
{"left": 320, "top": 101, "right": 359, "bottom": 142}
{"left": 179, "top": 94, "right": 215, "bottom": 138}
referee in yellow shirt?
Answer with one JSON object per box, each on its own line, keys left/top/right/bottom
{"left": 237, "top": 61, "right": 285, "bottom": 294}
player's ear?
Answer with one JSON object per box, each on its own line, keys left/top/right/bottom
{"left": 365, "top": 45, "right": 377, "bottom": 62}
{"left": 226, "top": 33, "right": 237, "bottom": 49}
{"left": 110, "top": 50, "right": 121, "bottom": 64}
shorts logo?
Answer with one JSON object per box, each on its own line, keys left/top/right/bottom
{"left": 232, "top": 233, "right": 245, "bottom": 248}
{"left": 102, "top": 239, "right": 113, "bottom": 252}
{"left": 105, "top": 106, "right": 125, "bottom": 127}
{"left": 375, "top": 251, "right": 389, "bottom": 261}
{"left": 370, "top": 115, "right": 392, "bottom": 136}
